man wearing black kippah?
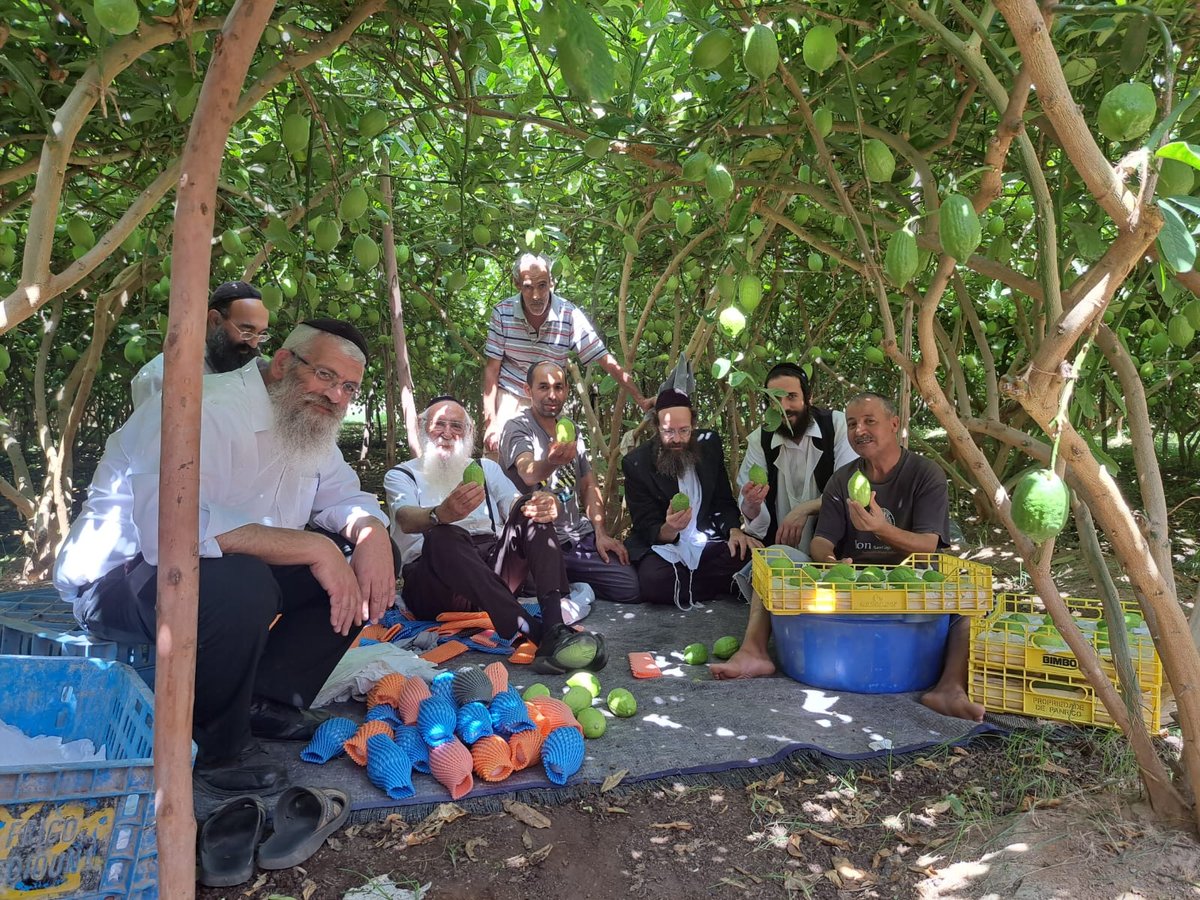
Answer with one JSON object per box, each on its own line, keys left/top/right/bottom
{"left": 622, "top": 388, "right": 761, "bottom": 608}
{"left": 56, "top": 318, "right": 399, "bottom": 795}
{"left": 131, "top": 280, "right": 272, "bottom": 408}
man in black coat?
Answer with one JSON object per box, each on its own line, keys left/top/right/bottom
{"left": 622, "top": 389, "right": 760, "bottom": 607}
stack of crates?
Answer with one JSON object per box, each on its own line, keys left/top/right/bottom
{"left": 0, "top": 656, "right": 164, "bottom": 898}
{"left": 968, "top": 592, "right": 1164, "bottom": 732}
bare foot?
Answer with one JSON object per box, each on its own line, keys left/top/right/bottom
{"left": 920, "top": 685, "right": 985, "bottom": 722}
{"left": 710, "top": 647, "right": 776, "bottom": 680}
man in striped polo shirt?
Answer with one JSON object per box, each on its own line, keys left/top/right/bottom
{"left": 482, "top": 253, "right": 652, "bottom": 453}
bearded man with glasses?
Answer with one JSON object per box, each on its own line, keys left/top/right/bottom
{"left": 131, "top": 280, "right": 272, "bottom": 408}
{"left": 621, "top": 388, "right": 761, "bottom": 608}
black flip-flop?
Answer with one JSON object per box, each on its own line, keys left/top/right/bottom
{"left": 257, "top": 786, "right": 350, "bottom": 870}
{"left": 198, "top": 794, "right": 267, "bottom": 887}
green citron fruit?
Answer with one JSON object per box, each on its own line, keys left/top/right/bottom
{"left": 808, "top": 252, "right": 824, "bottom": 272}
{"left": 1183, "top": 299, "right": 1200, "bottom": 330}
{"left": 339, "top": 185, "right": 369, "bottom": 221}
{"left": 767, "top": 556, "right": 792, "bottom": 571}
{"left": 472, "top": 224, "right": 491, "bottom": 245}
{"left": 939, "top": 194, "right": 982, "bottom": 262}
{"left": 607, "top": 688, "right": 637, "bottom": 717}
{"left": 462, "top": 461, "right": 486, "bottom": 486}
{"left": 220, "top": 228, "right": 245, "bottom": 257}
{"left": 336, "top": 272, "right": 355, "bottom": 292}
{"left": 922, "top": 569, "right": 947, "bottom": 583}
{"left": 717, "top": 274, "right": 736, "bottom": 300}
{"left": 67, "top": 216, "right": 95, "bottom": 248}
{"left": 1168, "top": 314, "right": 1195, "bottom": 348}
{"left": 719, "top": 306, "right": 747, "bottom": 337}
{"left": 682, "top": 642, "right": 708, "bottom": 665}
{"left": 522, "top": 683, "right": 551, "bottom": 701}
{"left": 802, "top": 25, "right": 838, "bottom": 73}
{"left": 358, "top": 109, "right": 388, "bottom": 139}
{"left": 813, "top": 108, "right": 834, "bottom": 138}
{"left": 884, "top": 227, "right": 919, "bottom": 287}
{"left": 282, "top": 114, "right": 309, "bottom": 154}
{"left": 682, "top": 152, "right": 712, "bottom": 183}
{"left": 563, "top": 685, "right": 592, "bottom": 714}
{"left": 583, "top": 136, "right": 609, "bottom": 159}
{"left": 653, "top": 197, "right": 673, "bottom": 222}
{"left": 1097, "top": 82, "right": 1157, "bottom": 142}
{"left": 446, "top": 271, "right": 469, "bottom": 292}
{"left": 738, "top": 275, "right": 762, "bottom": 312}
{"left": 622, "top": 234, "right": 639, "bottom": 256}
{"left": 693, "top": 29, "right": 734, "bottom": 70}
{"left": 1031, "top": 625, "right": 1068, "bottom": 651}
{"left": 260, "top": 284, "right": 283, "bottom": 310}
{"left": 1158, "top": 159, "right": 1195, "bottom": 197}
{"left": 352, "top": 234, "right": 379, "bottom": 270}
{"left": 712, "top": 635, "right": 741, "bottom": 660}
{"left": 743, "top": 24, "right": 780, "bottom": 81}
{"left": 848, "top": 471, "right": 871, "bottom": 506}
{"left": 1013, "top": 196, "right": 1035, "bottom": 223}
{"left": 748, "top": 463, "right": 768, "bottom": 486}
{"left": 123, "top": 340, "right": 145, "bottom": 365}
{"left": 706, "top": 164, "right": 735, "bottom": 202}
{"left": 566, "top": 671, "right": 601, "bottom": 699}
{"left": 555, "top": 418, "right": 576, "bottom": 443}
{"left": 95, "top": 0, "right": 140, "bottom": 35}
{"left": 887, "top": 565, "right": 921, "bottom": 584}
{"left": 675, "top": 211, "right": 694, "bottom": 236}
{"left": 576, "top": 707, "right": 606, "bottom": 738}
{"left": 863, "top": 139, "right": 896, "bottom": 182}
{"left": 864, "top": 346, "right": 885, "bottom": 366}
{"left": 314, "top": 218, "right": 342, "bottom": 252}
{"left": 670, "top": 492, "right": 691, "bottom": 513}
{"left": 395, "top": 243, "right": 410, "bottom": 264}
{"left": 1011, "top": 469, "right": 1070, "bottom": 543}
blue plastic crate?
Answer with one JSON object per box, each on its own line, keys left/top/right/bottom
{"left": 0, "top": 590, "right": 155, "bottom": 687}
{"left": 0, "top": 656, "right": 161, "bottom": 899}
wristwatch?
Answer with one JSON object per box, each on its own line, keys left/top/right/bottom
{"left": 428, "top": 506, "right": 442, "bottom": 527}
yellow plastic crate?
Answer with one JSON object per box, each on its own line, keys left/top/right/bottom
{"left": 968, "top": 592, "right": 1163, "bottom": 732}
{"left": 751, "top": 549, "right": 993, "bottom": 615}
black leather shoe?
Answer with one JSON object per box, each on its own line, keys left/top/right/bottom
{"left": 531, "top": 625, "right": 608, "bottom": 675}
{"left": 195, "top": 741, "right": 288, "bottom": 797}
{"left": 248, "top": 697, "right": 332, "bottom": 742}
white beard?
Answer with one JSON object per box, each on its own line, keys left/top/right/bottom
{"left": 421, "top": 439, "right": 473, "bottom": 498}
{"left": 268, "top": 375, "right": 343, "bottom": 473}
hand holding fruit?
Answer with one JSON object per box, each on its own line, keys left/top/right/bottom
{"left": 848, "top": 492, "right": 885, "bottom": 533}
{"left": 662, "top": 504, "right": 693, "bottom": 539}
{"left": 440, "top": 482, "right": 485, "bottom": 522}
{"left": 740, "top": 480, "right": 769, "bottom": 518}
{"left": 546, "top": 441, "right": 576, "bottom": 466}
{"left": 522, "top": 490, "right": 559, "bottom": 523}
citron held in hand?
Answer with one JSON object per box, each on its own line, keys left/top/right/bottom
{"left": 670, "top": 492, "right": 691, "bottom": 513}
{"left": 462, "top": 462, "right": 486, "bottom": 486}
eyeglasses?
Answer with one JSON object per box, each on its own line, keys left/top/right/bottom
{"left": 290, "top": 350, "right": 361, "bottom": 399}
{"left": 429, "top": 419, "right": 467, "bottom": 436}
{"left": 233, "top": 326, "right": 271, "bottom": 345}
{"left": 659, "top": 427, "right": 693, "bottom": 439}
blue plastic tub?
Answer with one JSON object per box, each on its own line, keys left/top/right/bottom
{"left": 771, "top": 613, "right": 951, "bottom": 693}
{"left": 0, "top": 656, "right": 162, "bottom": 898}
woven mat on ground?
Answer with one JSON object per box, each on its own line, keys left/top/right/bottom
{"left": 206, "top": 598, "right": 1005, "bottom": 821}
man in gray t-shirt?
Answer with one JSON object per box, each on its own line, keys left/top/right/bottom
{"left": 810, "top": 392, "right": 982, "bottom": 724}
{"left": 499, "top": 361, "right": 639, "bottom": 603}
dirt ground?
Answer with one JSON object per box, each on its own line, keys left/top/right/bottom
{"left": 196, "top": 730, "right": 1200, "bottom": 900}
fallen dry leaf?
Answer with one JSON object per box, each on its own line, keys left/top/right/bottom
{"left": 719, "top": 877, "right": 749, "bottom": 890}
{"left": 824, "top": 868, "right": 844, "bottom": 888}
{"left": 464, "top": 837, "right": 488, "bottom": 861}
{"left": 605, "top": 806, "right": 627, "bottom": 814}
{"left": 732, "top": 865, "right": 762, "bottom": 884}
{"left": 871, "top": 847, "right": 893, "bottom": 869}
{"left": 326, "top": 837, "right": 342, "bottom": 853}
{"left": 651, "top": 821, "right": 694, "bottom": 831}
{"left": 300, "top": 879, "right": 318, "bottom": 900}
{"left": 1019, "top": 795, "right": 1063, "bottom": 811}
{"left": 405, "top": 803, "right": 467, "bottom": 846}
{"left": 504, "top": 843, "right": 553, "bottom": 868}
{"left": 786, "top": 834, "right": 805, "bottom": 859}
{"left": 601, "top": 769, "right": 629, "bottom": 793}
{"left": 503, "top": 799, "right": 551, "bottom": 829}
{"left": 804, "top": 829, "right": 851, "bottom": 849}
{"left": 832, "top": 856, "right": 876, "bottom": 886}
{"left": 1038, "top": 760, "right": 1071, "bottom": 775}
{"left": 521, "top": 829, "right": 534, "bottom": 850}
{"left": 952, "top": 746, "right": 970, "bottom": 756}
{"left": 765, "top": 772, "right": 786, "bottom": 790}
{"left": 916, "top": 758, "right": 942, "bottom": 770}
{"left": 528, "top": 843, "right": 553, "bottom": 865}
{"left": 242, "top": 872, "right": 268, "bottom": 895}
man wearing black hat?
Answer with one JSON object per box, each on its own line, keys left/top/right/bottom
{"left": 130, "top": 280, "right": 271, "bottom": 408}
{"left": 622, "top": 388, "right": 760, "bottom": 607}
{"left": 55, "top": 319, "right": 398, "bottom": 795}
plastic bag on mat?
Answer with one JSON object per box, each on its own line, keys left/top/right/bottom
{"left": 312, "top": 643, "right": 439, "bottom": 708}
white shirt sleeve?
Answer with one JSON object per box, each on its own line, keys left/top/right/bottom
{"left": 737, "top": 429, "right": 770, "bottom": 539}
{"left": 130, "top": 354, "right": 165, "bottom": 410}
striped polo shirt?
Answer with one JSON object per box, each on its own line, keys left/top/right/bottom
{"left": 484, "top": 293, "right": 608, "bottom": 397}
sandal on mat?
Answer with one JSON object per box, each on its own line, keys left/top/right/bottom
{"left": 198, "top": 794, "right": 267, "bottom": 887}
{"left": 257, "top": 786, "right": 350, "bottom": 870}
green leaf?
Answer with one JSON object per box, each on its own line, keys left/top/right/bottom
{"left": 1155, "top": 199, "right": 1196, "bottom": 273}
{"left": 1165, "top": 195, "right": 1200, "bottom": 217}
{"left": 729, "top": 370, "right": 749, "bottom": 388}
{"left": 711, "top": 357, "right": 732, "bottom": 380}
{"left": 763, "top": 407, "right": 782, "bottom": 432}
{"left": 1156, "top": 141, "right": 1200, "bottom": 172}
{"left": 546, "top": 0, "right": 617, "bottom": 103}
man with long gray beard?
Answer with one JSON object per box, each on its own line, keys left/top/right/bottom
{"left": 622, "top": 388, "right": 760, "bottom": 607}
{"left": 54, "top": 319, "right": 397, "bottom": 796}
{"left": 385, "top": 397, "right": 608, "bottom": 675}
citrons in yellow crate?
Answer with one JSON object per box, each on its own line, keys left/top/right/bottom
{"left": 968, "top": 592, "right": 1163, "bottom": 732}
{"left": 750, "top": 548, "right": 993, "bottom": 615}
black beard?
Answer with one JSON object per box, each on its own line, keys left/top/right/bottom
{"left": 652, "top": 434, "right": 699, "bottom": 479}
{"left": 780, "top": 406, "right": 812, "bottom": 438}
{"left": 206, "top": 327, "right": 260, "bottom": 372}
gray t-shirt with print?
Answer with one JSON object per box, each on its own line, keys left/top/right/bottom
{"left": 499, "top": 409, "right": 593, "bottom": 546}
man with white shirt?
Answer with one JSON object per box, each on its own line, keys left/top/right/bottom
{"left": 130, "top": 280, "right": 270, "bottom": 408}
{"left": 712, "top": 363, "right": 856, "bottom": 679}
{"left": 622, "top": 389, "right": 760, "bottom": 608}
{"left": 385, "top": 397, "right": 607, "bottom": 675}
{"left": 54, "top": 319, "right": 396, "bottom": 795}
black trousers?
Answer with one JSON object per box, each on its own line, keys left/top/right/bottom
{"left": 633, "top": 541, "right": 747, "bottom": 606}
{"left": 77, "top": 532, "right": 400, "bottom": 763}
{"left": 401, "top": 508, "right": 569, "bottom": 644}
